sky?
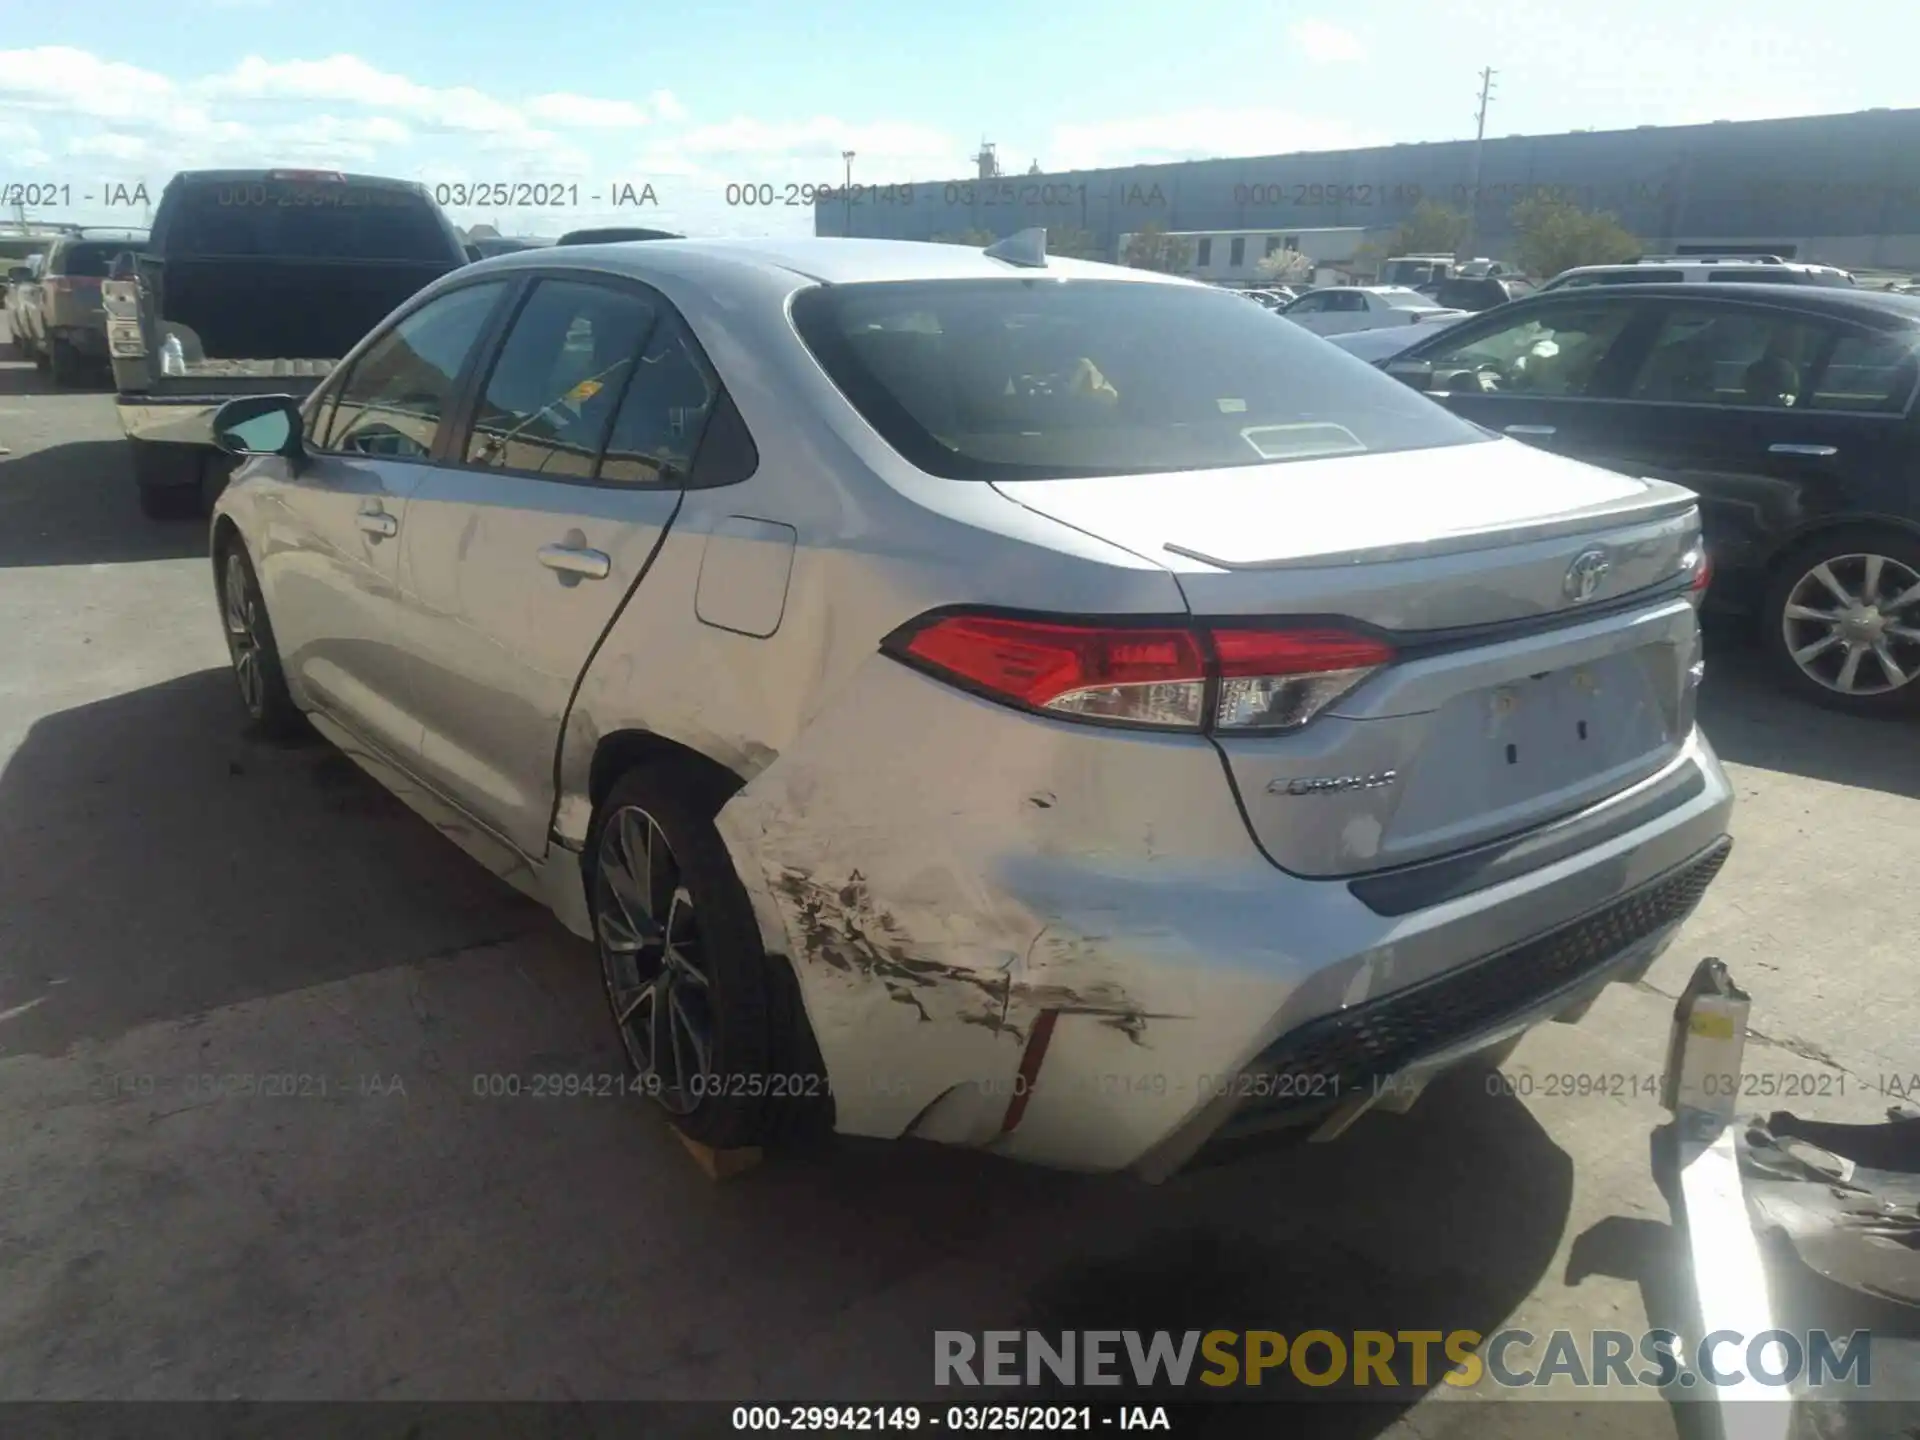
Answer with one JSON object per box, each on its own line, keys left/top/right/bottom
{"left": 0, "top": 0, "right": 1912, "bottom": 237}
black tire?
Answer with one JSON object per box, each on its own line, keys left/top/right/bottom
{"left": 131, "top": 440, "right": 208, "bottom": 521}
{"left": 214, "top": 538, "right": 302, "bottom": 738}
{"left": 586, "top": 765, "right": 824, "bottom": 1151}
{"left": 1762, "top": 525, "right": 1920, "bottom": 719}
{"left": 47, "top": 336, "right": 80, "bottom": 387}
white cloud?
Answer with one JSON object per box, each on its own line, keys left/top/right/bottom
{"left": 527, "top": 93, "right": 650, "bottom": 129}
{"left": 1045, "top": 108, "right": 1383, "bottom": 170}
{"left": 652, "top": 90, "right": 687, "bottom": 122}
{"left": 0, "top": 46, "right": 176, "bottom": 122}
{"left": 201, "top": 55, "right": 529, "bottom": 136}
{"left": 1288, "top": 19, "right": 1366, "bottom": 63}
{"left": 67, "top": 131, "right": 151, "bottom": 161}
{"left": 0, "top": 117, "right": 40, "bottom": 146}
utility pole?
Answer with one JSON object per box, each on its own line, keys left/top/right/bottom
{"left": 842, "top": 150, "right": 855, "bottom": 236}
{"left": 1464, "top": 66, "right": 1497, "bottom": 258}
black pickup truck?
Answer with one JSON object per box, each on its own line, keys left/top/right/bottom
{"left": 102, "top": 169, "right": 468, "bottom": 518}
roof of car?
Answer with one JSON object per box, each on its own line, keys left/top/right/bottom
{"left": 1513, "top": 281, "right": 1920, "bottom": 326}
{"left": 473, "top": 235, "right": 1190, "bottom": 288}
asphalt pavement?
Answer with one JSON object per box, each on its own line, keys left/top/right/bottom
{"left": 1, "top": 320, "right": 1915, "bottom": 1435}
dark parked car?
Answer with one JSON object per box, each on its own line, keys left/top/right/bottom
{"left": 1431, "top": 276, "right": 1535, "bottom": 312}
{"left": 554, "top": 227, "right": 682, "bottom": 245}
{"left": 1375, "top": 283, "right": 1920, "bottom": 716}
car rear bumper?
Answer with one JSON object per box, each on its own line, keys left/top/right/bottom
{"left": 715, "top": 653, "right": 1736, "bottom": 1178}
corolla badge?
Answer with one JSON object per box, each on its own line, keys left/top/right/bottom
{"left": 1271, "top": 771, "right": 1399, "bottom": 796}
{"left": 1563, "top": 548, "right": 1612, "bottom": 602}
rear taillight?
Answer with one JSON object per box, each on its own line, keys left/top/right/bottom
{"left": 1686, "top": 546, "right": 1713, "bottom": 605}
{"left": 885, "top": 613, "right": 1393, "bottom": 733}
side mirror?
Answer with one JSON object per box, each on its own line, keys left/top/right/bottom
{"left": 212, "top": 394, "right": 306, "bottom": 461}
{"left": 7, "top": 267, "right": 30, "bottom": 284}
{"left": 1386, "top": 359, "right": 1434, "bottom": 392}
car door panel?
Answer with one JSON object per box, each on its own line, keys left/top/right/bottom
{"left": 261, "top": 451, "right": 429, "bottom": 762}
{"left": 397, "top": 275, "right": 716, "bottom": 859}
{"left": 263, "top": 278, "right": 511, "bottom": 763}
{"left": 1394, "top": 295, "right": 1658, "bottom": 469}
{"left": 1548, "top": 302, "right": 1919, "bottom": 605}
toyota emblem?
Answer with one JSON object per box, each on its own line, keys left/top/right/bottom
{"left": 1564, "top": 548, "right": 1611, "bottom": 602}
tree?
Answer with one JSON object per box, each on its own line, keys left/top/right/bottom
{"left": 1046, "top": 227, "right": 1104, "bottom": 261}
{"left": 1256, "top": 246, "right": 1312, "bottom": 283}
{"left": 1121, "top": 223, "right": 1194, "bottom": 273}
{"left": 1388, "top": 201, "right": 1470, "bottom": 257}
{"left": 930, "top": 229, "right": 997, "bottom": 247}
{"left": 1508, "top": 197, "right": 1640, "bottom": 279}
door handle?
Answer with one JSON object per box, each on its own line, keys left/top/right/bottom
{"left": 538, "top": 544, "right": 612, "bottom": 580}
{"left": 356, "top": 509, "right": 398, "bottom": 538}
{"left": 1768, "top": 443, "right": 1838, "bottom": 457}
{"left": 1504, "top": 425, "right": 1557, "bottom": 437}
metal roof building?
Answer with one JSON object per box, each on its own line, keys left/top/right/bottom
{"left": 815, "top": 108, "right": 1920, "bottom": 272}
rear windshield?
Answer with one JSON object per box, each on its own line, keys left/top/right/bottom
{"left": 789, "top": 278, "right": 1490, "bottom": 480}
{"left": 60, "top": 242, "right": 136, "bottom": 277}
{"left": 168, "top": 180, "right": 456, "bottom": 262}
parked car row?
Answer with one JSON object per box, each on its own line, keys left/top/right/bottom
{"left": 5, "top": 228, "right": 149, "bottom": 384}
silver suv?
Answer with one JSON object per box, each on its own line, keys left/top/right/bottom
{"left": 203, "top": 235, "right": 1734, "bottom": 1178}
{"left": 1542, "top": 254, "right": 1855, "bottom": 292}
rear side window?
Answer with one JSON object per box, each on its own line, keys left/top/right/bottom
{"left": 463, "top": 279, "right": 659, "bottom": 479}
{"left": 168, "top": 179, "right": 455, "bottom": 262}
{"left": 1708, "top": 269, "right": 1798, "bottom": 284}
{"left": 1807, "top": 331, "right": 1920, "bottom": 413}
{"left": 790, "top": 278, "right": 1489, "bottom": 480}
{"left": 1627, "top": 305, "right": 1832, "bottom": 407}
{"left": 323, "top": 281, "right": 506, "bottom": 458}
{"left": 598, "top": 313, "right": 723, "bottom": 485}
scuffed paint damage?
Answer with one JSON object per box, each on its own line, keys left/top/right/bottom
{"left": 773, "top": 867, "right": 1176, "bottom": 1051}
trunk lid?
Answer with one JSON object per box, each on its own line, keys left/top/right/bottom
{"left": 992, "top": 439, "right": 1706, "bottom": 878}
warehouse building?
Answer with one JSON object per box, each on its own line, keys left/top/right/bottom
{"left": 815, "top": 107, "right": 1920, "bottom": 274}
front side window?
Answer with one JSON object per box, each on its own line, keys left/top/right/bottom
{"left": 1421, "top": 301, "right": 1640, "bottom": 397}
{"left": 1628, "top": 305, "right": 1832, "bottom": 407}
{"left": 1285, "top": 292, "right": 1329, "bottom": 313}
{"left": 789, "top": 277, "right": 1490, "bottom": 480}
{"left": 326, "top": 281, "right": 506, "bottom": 459}
{"left": 463, "top": 279, "right": 658, "bottom": 478}
{"left": 1807, "top": 330, "right": 1920, "bottom": 413}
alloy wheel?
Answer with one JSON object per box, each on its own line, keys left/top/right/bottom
{"left": 1780, "top": 552, "right": 1920, "bottom": 697}
{"left": 222, "top": 551, "right": 266, "bottom": 717}
{"left": 594, "top": 805, "right": 715, "bottom": 1116}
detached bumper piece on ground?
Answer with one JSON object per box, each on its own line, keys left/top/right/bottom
{"left": 1657, "top": 958, "right": 1920, "bottom": 1440}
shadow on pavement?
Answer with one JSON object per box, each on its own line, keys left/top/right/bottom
{"left": 0, "top": 438, "right": 208, "bottom": 566}
{"left": 0, "top": 356, "right": 59, "bottom": 396}
{"left": 0, "top": 666, "right": 551, "bottom": 1056}
{"left": 1698, "top": 625, "right": 1920, "bottom": 801}
{"left": 0, "top": 671, "right": 1578, "bottom": 1431}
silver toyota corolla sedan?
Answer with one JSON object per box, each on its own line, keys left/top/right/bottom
{"left": 205, "top": 232, "right": 1732, "bottom": 1180}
